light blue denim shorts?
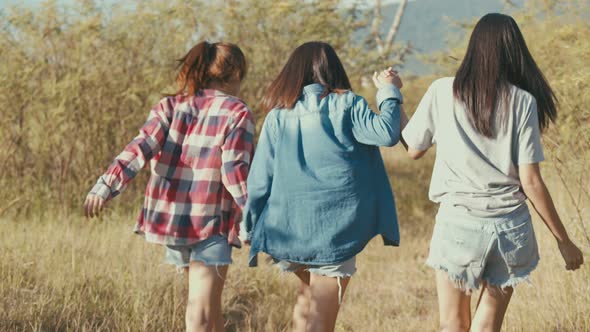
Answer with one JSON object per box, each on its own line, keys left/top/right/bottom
{"left": 273, "top": 257, "right": 356, "bottom": 304}
{"left": 426, "top": 212, "right": 539, "bottom": 292}
{"left": 272, "top": 257, "right": 357, "bottom": 278}
{"left": 165, "top": 235, "right": 232, "bottom": 268}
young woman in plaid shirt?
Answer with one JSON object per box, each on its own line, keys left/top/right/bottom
{"left": 84, "top": 41, "right": 254, "bottom": 332}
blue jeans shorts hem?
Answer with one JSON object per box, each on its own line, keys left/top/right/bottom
{"left": 426, "top": 258, "right": 538, "bottom": 293}
{"left": 272, "top": 256, "right": 357, "bottom": 278}
{"left": 273, "top": 256, "right": 356, "bottom": 304}
{"left": 426, "top": 215, "right": 539, "bottom": 293}
{"left": 482, "top": 256, "right": 539, "bottom": 289}
{"left": 165, "top": 235, "right": 233, "bottom": 268}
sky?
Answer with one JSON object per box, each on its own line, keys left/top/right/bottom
{"left": 2, "top": 0, "right": 410, "bottom": 9}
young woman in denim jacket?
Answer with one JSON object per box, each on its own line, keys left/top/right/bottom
{"left": 240, "top": 41, "right": 403, "bottom": 331}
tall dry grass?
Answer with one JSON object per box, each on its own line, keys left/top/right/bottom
{"left": 1, "top": 160, "right": 588, "bottom": 331}
{"left": 1, "top": 0, "right": 589, "bottom": 331}
{"left": 0, "top": 0, "right": 388, "bottom": 213}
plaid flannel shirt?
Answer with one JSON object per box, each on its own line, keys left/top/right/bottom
{"left": 90, "top": 90, "right": 255, "bottom": 246}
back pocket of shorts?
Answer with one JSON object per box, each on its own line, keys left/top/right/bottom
{"left": 498, "top": 220, "right": 538, "bottom": 268}
{"left": 435, "top": 222, "right": 491, "bottom": 267}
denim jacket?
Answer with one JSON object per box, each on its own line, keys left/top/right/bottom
{"left": 240, "top": 83, "right": 402, "bottom": 266}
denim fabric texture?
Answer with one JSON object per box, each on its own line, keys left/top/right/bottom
{"left": 273, "top": 257, "right": 357, "bottom": 278}
{"left": 165, "top": 234, "right": 233, "bottom": 268}
{"left": 241, "top": 83, "right": 403, "bottom": 266}
{"left": 426, "top": 207, "right": 540, "bottom": 292}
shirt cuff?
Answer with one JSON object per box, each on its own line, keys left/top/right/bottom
{"left": 90, "top": 182, "right": 112, "bottom": 201}
{"left": 376, "top": 84, "right": 403, "bottom": 108}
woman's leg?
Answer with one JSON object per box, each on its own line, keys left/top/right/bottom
{"left": 292, "top": 269, "right": 311, "bottom": 332}
{"left": 435, "top": 270, "right": 472, "bottom": 332}
{"left": 185, "top": 261, "right": 228, "bottom": 332}
{"left": 471, "top": 282, "right": 513, "bottom": 332}
{"left": 306, "top": 273, "right": 351, "bottom": 332}
{"left": 211, "top": 266, "right": 227, "bottom": 332}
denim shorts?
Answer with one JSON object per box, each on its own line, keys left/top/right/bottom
{"left": 165, "top": 235, "right": 232, "bottom": 268}
{"left": 272, "top": 257, "right": 357, "bottom": 278}
{"left": 273, "top": 257, "right": 356, "bottom": 304}
{"left": 426, "top": 212, "right": 539, "bottom": 293}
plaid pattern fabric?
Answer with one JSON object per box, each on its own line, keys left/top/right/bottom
{"left": 90, "top": 90, "right": 255, "bottom": 246}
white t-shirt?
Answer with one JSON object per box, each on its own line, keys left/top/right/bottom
{"left": 402, "top": 77, "right": 545, "bottom": 219}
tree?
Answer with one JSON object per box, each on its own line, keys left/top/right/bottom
{"left": 370, "top": 0, "right": 410, "bottom": 62}
{"left": 0, "top": 0, "right": 383, "bottom": 212}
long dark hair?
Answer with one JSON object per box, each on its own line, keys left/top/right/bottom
{"left": 261, "top": 41, "right": 352, "bottom": 113}
{"left": 174, "top": 41, "right": 247, "bottom": 96}
{"left": 453, "top": 13, "right": 557, "bottom": 137}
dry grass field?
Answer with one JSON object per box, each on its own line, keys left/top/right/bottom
{"left": 1, "top": 147, "right": 588, "bottom": 332}
{"left": 1, "top": 2, "right": 589, "bottom": 331}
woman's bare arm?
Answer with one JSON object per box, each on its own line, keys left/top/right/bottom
{"left": 399, "top": 105, "right": 428, "bottom": 160}
{"left": 519, "top": 163, "right": 584, "bottom": 270}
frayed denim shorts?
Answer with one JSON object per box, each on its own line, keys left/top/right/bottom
{"left": 272, "top": 257, "right": 357, "bottom": 278}
{"left": 165, "top": 235, "right": 232, "bottom": 268}
{"left": 426, "top": 210, "right": 539, "bottom": 293}
{"left": 273, "top": 257, "right": 356, "bottom": 304}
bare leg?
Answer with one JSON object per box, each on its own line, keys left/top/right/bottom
{"left": 292, "top": 269, "right": 311, "bottom": 332}
{"left": 185, "top": 262, "right": 228, "bottom": 332}
{"left": 211, "top": 266, "right": 227, "bottom": 332}
{"left": 435, "top": 270, "right": 472, "bottom": 332}
{"left": 471, "top": 281, "right": 513, "bottom": 332}
{"left": 306, "top": 273, "right": 350, "bottom": 332}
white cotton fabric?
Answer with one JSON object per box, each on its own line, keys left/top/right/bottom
{"left": 403, "top": 77, "right": 545, "bottom": 219}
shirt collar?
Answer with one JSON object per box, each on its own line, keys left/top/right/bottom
{"left": 302, "top": 83, "right": 325, "bottom": 95}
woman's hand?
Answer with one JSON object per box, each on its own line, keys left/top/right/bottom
{"left": 239, "top": 231, "right": 251, "bottom": 246}
{"left": 558, "top": 239, "right": 584, "bottom": 271}
{"left": 372, "top": 67, "right": 403, "bottom": 89}
{"left": 83, "top": 194, "right": 106, "bottom": 218}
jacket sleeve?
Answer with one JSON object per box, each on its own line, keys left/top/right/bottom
{"left": 89, "top": 99, "right": 171, "bottom": 200}
{"left": 350, "top": 85, "right": 403, "bottom": 147}
{"left": 239, "top": 111, "right": 277, "bottom": 241}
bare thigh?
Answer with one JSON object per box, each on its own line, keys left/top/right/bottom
{"left": 185, "top": 262, "right": 228, "bottom": 332}
{"left": 292, "top": 269, "right": 311, "bottom": 332}
{"left": 186, "top": 262, "right": 228, "bottom": 303}
{"left": 307, "top": 273, "right": 350, "bottom": 332}
{"left": 435, "top": 270, "right": 472, "bottom": 332}
{"left": 471, "top": 282, "right": 513, "bottom": 332}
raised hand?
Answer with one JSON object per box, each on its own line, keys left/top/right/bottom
{"left": 372, "top": 67, "right": 403, "bottom": 90}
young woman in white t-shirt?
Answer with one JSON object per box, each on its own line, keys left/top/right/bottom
{"left": 396, "top": 13, "right": 584, "bottom": 332}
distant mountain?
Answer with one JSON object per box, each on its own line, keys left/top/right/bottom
{"left": 378, "top": 0, "right": 524, "bottom": 74}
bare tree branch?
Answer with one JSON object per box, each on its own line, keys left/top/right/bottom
{"left": 371, "top": 0, "right": 384, "bottom": 53}
{"left": 384, "top": 0, "right": 408, "bottom": 50}
{"left": 371, "top": 0, "right": 409, "bottom": 57}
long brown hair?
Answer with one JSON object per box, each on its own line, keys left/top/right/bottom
{"left": 174, "top": 41, "right": 247, "bottom": 96}
{"left": 453, "top": 13, "right": 557, "bottom": 137}
{"left": 261, "top": 41, "right": 352, "bottom": 113}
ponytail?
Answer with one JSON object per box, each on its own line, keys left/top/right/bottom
{"left": 174, "top": 41, "right": 247, "bottom": 96}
